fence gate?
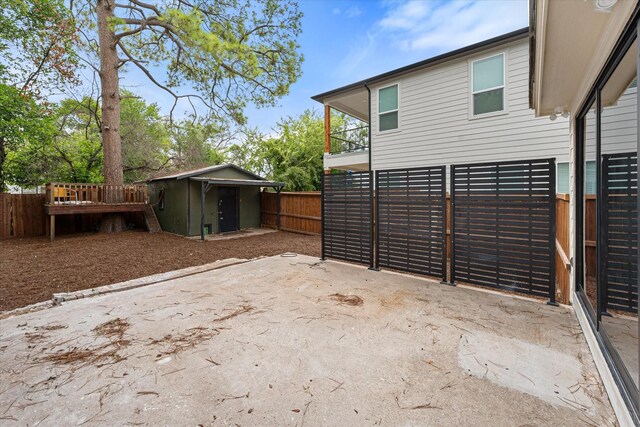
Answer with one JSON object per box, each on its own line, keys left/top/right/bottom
{"left": 451, "top": 158, "right": 556, "bottom": 301}
{"left": 602, "top": 152, "right": 638, "bottom": 313}
{"left": 322, "top": 171, "right": 373, "bottom": 266}
{"left": 376, "top": 166, "right": 446, "bottom": 280}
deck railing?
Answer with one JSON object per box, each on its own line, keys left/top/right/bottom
{"left": 329, "top": 125, "right": 369, "bottom": 154}
{"left": 45, "top": 183, "right": 148, "bottom": 206}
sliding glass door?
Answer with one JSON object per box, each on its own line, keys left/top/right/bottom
{"left": 576, "top": 18, "right": 639, "bottom": 416}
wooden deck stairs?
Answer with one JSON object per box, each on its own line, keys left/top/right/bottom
{"left": 143, "top": 205, "right": 162, "bottom": 233}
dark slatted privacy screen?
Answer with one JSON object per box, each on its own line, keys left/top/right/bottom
{"left": 602, "top": 152, "right": 638, "bottom": 313}
{"left": 377, "top": 167, "right": 446, "bottom": 280}
{"left": 451, "top": 158, "right": 556, "bottom": 299}
{"left": 322, "top": 171, "right": 372, "bottom": 265}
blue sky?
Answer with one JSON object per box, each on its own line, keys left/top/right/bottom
{"left": 121, "top": 0, "right": 529, "bottom": 133}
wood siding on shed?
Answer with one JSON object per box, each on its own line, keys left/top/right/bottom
{"left": 149, "top": 179, "right": 189, "bottom": 235}
{"left": 148, "top": 167, "right": 263, "bottom": 236}
{"left": 369, "top": 38, "right": 571, "bottom": 171}
{"left": 186, "top": 181, "right": 261, "bottom": 236}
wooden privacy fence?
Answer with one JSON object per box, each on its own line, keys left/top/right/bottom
{"left": 555, "top": 194, "right": 571, "bottom": 304}
{"left": 4, "top": 188, "right": 575, "bottom": 305}
{"left": 260, "top": 191, "right": 321, "bottom": 235}
{"left": 1, "top": 193, "right": 47, "bottom": 239}
{"left": 554, "top": 195, "right": 596, "bottom": 305}
{"left": 0, "top": 193, "right": 145, "bottom": 239}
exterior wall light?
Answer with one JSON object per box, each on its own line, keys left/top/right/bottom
{"left": 594, "top": 0, "right": 618, "bottom": 13}
{"left": 550, "top": 106, "right": 569, "bottom": 121}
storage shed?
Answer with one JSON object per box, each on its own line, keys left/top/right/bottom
{"left": 147, "top": 164, "right": 284, "bottom": 238}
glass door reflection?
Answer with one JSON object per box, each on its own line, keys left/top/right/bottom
{"left": 599, "top": 39, "right": 638, "bottom": 389}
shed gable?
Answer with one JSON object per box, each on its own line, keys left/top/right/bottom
{"left": 192, "top": 166, "right": 264, "bottom": 181}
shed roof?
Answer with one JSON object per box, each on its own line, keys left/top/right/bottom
{"left": 190, "top": 177, "right": 285, "bottom": 188}
{"left": 147, "top": 164, "right": 264, "bottom": 182}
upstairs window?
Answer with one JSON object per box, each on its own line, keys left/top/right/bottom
{"left": 378, "top": 84, "right": 399, "bottom": 131}
{"left": 471, "top": 53, "right": 505, "bottom": 116}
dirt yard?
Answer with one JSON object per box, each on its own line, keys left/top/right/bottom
{"left": 0, "top": 230, "right": 320, "bottom": 311}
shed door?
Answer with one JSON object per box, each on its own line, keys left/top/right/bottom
{"left": 218, "top": 187, "right": 239, "bottom": 233}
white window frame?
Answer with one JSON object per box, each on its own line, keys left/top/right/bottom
{"left": 377, "top": 82, "right": 401, "bottom": 134}
{"left": 469, "top": 52, "right": 508, "bottom": 119}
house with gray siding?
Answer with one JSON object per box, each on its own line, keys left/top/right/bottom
{"left": 312, "top": 28, "right": 575, "bottom": 191}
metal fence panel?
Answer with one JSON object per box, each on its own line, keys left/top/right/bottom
{"left": 376, "top": 166, "right": 446, "bottom": 280}
{"left": 322, "top": 171, "right": 373, "bottom": 266}
{"left": 602, "top": 152, "right": 638, "bottom": 313}
{"left": 451, "top": 158, "right": 556, "bottom": 301}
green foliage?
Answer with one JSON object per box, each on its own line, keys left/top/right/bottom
{"left": 1, "top": 0, "right": 307, "bottom": 191}
{"left": 0, "top": 84, "right": 57, "bottom": 190}
{"left": 52, "top": 93, "right": 173, "bottom": 183}
{"left": 228, "top": 109, "right": 328, "bottom": 191}
{"left": 120, "top": 95, "right": 172, "bottom": 182}
{"left": 113, "top": 0, "right": 303, "bottom": 124}
{"left": 50, "top": 97, "right": 104, "bottom": 183}
{"left": 170, "top": 120, "right": 228, "bottom": 169}
{"left": 0, "top": 0, "right": 78, "bottom": 92}
{"left": 3, "top": 91, "right": 177, "bottom": 186}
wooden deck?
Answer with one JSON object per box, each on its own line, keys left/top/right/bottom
{"left": 45, "top": 203, "right": 147, "bottom": 215}
{"left": 45, "top": 183, "right": 148, "bottom": 214}
{"left": 44, "top": 183, "right": 150, "bottom": 240}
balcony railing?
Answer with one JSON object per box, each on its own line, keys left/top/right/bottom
{"left": 45, "top": 183, "right": 148, "bottom": 206}
{"left": 329, "top": 125, "right": 369, "bottom": 154}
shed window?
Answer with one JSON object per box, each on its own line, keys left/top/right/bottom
{"left": 471, "top": 53, "right": 505, "bottom": 116}
{"left": 378, "top": 84, "right": 399, "bottom": 131}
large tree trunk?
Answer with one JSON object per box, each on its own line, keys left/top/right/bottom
{"left": 97, "top": 0, "right": 126, "bottom": 232}
{"left": 0, "top": 136, "right": 6, "bottom": 192}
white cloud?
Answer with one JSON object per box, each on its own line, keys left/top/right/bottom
{"left": 379, "top": 1, "right": 431, "bottom": 30}
{"left": 346, "top": 6, "right": 363, "bottom": 17}
{"left": 333, "top": 5, "right": 363, "bottom": 18}
{"left": 336, "top": 0, "right": 527, "bottom": 80}
{"left": 384, "top": 0, "right": 526, "bottom": 52}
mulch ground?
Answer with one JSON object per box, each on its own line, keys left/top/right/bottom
{"left": 0, "top": 230, "right": 320, "bottom": 312}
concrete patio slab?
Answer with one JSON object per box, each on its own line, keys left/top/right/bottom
{"left": 0, "top": 255, "right": 616, "bottom": 426}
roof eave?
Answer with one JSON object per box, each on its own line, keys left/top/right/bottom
{"left": 147, "top": 164, "right": 265, "bottom": 182}
{"left": 189, "top": 177, "right": 285, "bottom": 187}
{"left": 528, "top": 0, "right": 537, "bottom": 110}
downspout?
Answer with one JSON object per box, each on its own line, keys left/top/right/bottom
{"left": 364, "top": 82, "right": 376, "bottom": 270}
{"left": 364, "top": 82, "right": 372, "bottom": 171}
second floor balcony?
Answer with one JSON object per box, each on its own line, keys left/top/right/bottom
{"left": 319, "top": 91, "right": 370, "bottom": 171}
{"left": 329, "top": 125, "right": 369, "bottom": 154}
